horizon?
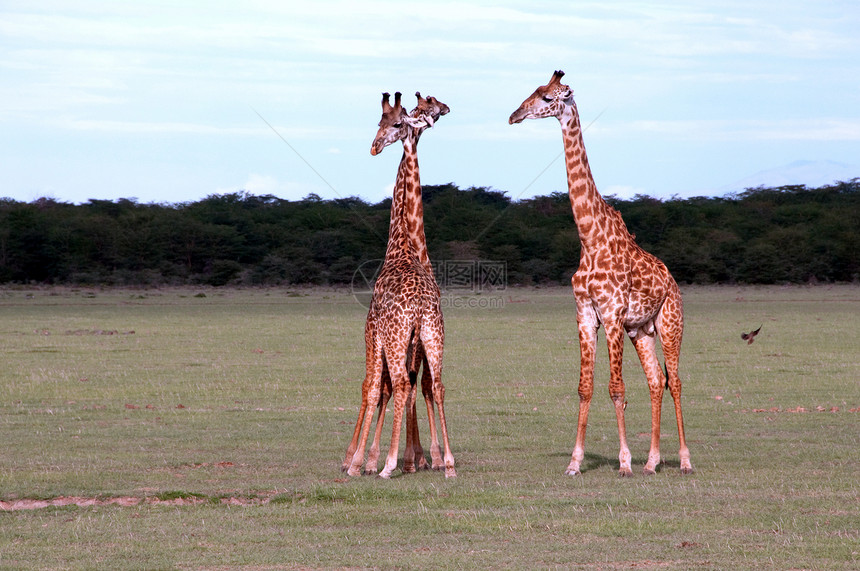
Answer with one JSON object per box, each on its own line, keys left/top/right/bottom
{"left": 6, "top": 175, "right": 857, "bottom": 209}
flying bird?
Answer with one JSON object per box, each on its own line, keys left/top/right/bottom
{"left": 741, "top": 325, "right": 762, "bottom": 344}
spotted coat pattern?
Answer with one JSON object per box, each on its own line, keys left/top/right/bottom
{"left": 510, "top": 71, "right": 693, "bottom": 476}
{"left": 342, "top": 92, "right": 456, "bottom": 479}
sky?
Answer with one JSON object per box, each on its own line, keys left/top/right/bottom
{"left": 2, "top": 0, "right": 859, "bottom": 205}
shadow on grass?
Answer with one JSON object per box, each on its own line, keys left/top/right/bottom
{"left": 548, "top": 451, "right": 616, "bottom": 473}
{"left": 549, "top": 452, "right": 684, "bottom": 474}
{"left": 581, "top": 452, "right": 616, "bottom": 473}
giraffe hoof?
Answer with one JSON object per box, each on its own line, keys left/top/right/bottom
{"left": 643, "top": 467, "right": 657, "bottom": 476}
{"left": 362, "top": 468, "right": 378, "bottom": 476}
{"left": 680, "top": 465, "right": 694, "bottom": 475}
{"left": 347, "top": 467, "right": 362, "bottom": 477}
{"left": 564, "top": 468, "right": 581, "bottom": 477}
{"left": 618, "top": 468, "right": 634, "bottom": 478}
{"left": 445, "top": 468, "right": 457, "bottom": 479}
{"left": 402, "top": 465, "right": 416, "bottom": 474}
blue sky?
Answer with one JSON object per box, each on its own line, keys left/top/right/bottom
{"left": 2, "top": 0, "right": 859, "bottom": 205}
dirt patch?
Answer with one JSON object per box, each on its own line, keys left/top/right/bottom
{"left": 32, "top": 329, "right": 136, "bottom": 336}
{"left": 0, "top": 497, "right": 141, "bottom": 510}
{"left": 65, "top": 329, "right": 136, "bottom": 335}
{"left": 0, "top": 493, "right": 276, "bottom": 511}
{"left": 743, "top": 406, "right": 858, "bottom": 413}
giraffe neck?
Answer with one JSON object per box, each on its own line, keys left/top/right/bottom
{"left": 397, "top": 129, "right": 432, "bottom": 271}
{"left": 383, "top": 132, "right": 418, "bottom": 261}
{"left": 559, "top": 103, "right": 615, "bottom": 251}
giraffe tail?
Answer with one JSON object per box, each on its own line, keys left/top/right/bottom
{"left": 406, "top": 328, "right": 420, "bottom": 388}
{"left": 663, "top": 362, "right": 669, "bottom": 390}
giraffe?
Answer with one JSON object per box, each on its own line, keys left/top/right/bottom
{"left": 509, "top": 70, "right": 693, "bottom": 477}
{"left": 342, "top": 91, "right": 455, "bottom": 479}
{"left": 393, "top": 92, "right": 450, "bottom": 473}
{"left": 359, "top": 92, "right": 451, "bottom": 475}
{"left": 340, "top": 93, "right": 449, "bottom": 475}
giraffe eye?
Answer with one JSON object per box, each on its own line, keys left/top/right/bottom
{"left": 542, "top": 96, "right": 553, "bottom": 102}
{"left": 393, "top": 122, "right": 402, "bottom": 128}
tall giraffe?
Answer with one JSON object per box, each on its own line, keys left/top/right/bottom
{"left": 359, "top": 93, "right": 451, "bottom": 475}
{"left": 509, "top": 71, "right": 693, "bottom": 477}
{"left": 343, "top": 92, "right": 455, "bottom": 479}
{"left": 394, "top": 92, "right": 450, "bottom": 473}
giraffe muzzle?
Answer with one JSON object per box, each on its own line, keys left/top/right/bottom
{"left": 509, "top": 109, "right": 529, "bottom": 125}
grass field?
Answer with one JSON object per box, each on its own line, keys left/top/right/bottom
{"left": 0, "top": 284, "right": 858, "bottom": 569}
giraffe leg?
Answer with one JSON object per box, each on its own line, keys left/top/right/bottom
{"left": 365, "top": 362, "right": 391, "bottom": 475}
{"left": 631, "top": 332, "right": 664, "bottom": 475}
{"left": 379, "top": 355, "right": 410, "bottom": 479}
{"left": 342, "top": 396, "right": 367, "bottom": 472}
{"left": 405, "top": 342, "right": 429, "bottom": 471}
{"left": 658, "top": 289, "right": 693, "bottom": 475}
{"left": 425, "top": 355, "right": 455, "bottom": 478}
{"left": 402, "top": 381, "right": 418, "bottom": 473}
{"left": 347, "top": 369, "right": 382, "bottom": 477}
{"left": 342, "top": 356, "right": 371, "bottom": 472}
{"left": 412, "top": 382, "right": 429, "bottom": 471}
{"left": 344, "top": 328, "right": 381, "bottom": 474}
{"left": 566, "top": 299, "right": 598, "bottom": 477}
{"left": 605, "top": 321, "right": 633, "bottom": 477}
{"left": 421, "top": 357, "right": 443, "bottom": 470}
{"left": 667, "top": 365, "right": 693, "bottom": 475}
{"left": 421, "top": 319, "right": 454, "bottom": 478}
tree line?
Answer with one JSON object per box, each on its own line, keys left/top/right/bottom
{"left": 1, "top": 180, "right": 858, "bottom": 287}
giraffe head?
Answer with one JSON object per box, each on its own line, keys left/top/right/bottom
{"left": 412, "top": 92, "right": 450, "bottom": 130}
{"left": 371, "top": 92, "right": 440, "bottom": 156}
{"left": 508, "top": 70, "right": 573, "bottom": 125}
{"left": 371, "top": 92, "right": 410, "bottom": 156}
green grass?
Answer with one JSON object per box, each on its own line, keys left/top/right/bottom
{"left": 1, "top": 285, "right": 858, "bottom": 569}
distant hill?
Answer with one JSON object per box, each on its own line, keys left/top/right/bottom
{"left": 719, "top": 160, "right": 859, "bottom": 193}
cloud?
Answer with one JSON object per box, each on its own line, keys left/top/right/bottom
{"left": 53, "top": 118, "right": 263, "bottom": 136}
{"left": 239, "top": 174, "right": 283, "bottom": 194}
{"left": 215, "top": 173, "right": 339, "bottom": 202}
{"left": 440, "top": 121, "right": 558, "bottom": 142}
{"left": 49, "top": 118, "right": 340, "bottom": 140}
{"left": 612, "top": 118, "right": 860, "bottom": 142}
{"left": 745, "top": 120, "right": 860, "bottom": 142}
